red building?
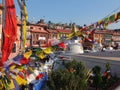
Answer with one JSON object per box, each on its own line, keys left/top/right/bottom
{"left": 45, "top": 29, "right": 58, "bottom": 47}
{"left": 30, "top": 24, "right": 72, "bottom": 48}
{"left": 83, "top": 30, "right": 113, "bottom": 49}
{"left": 112, "top": 29, "right": 120, "bottom": 48}
{"left": 56, "top": 29, "right": 72, "bottom": 40}
{"left": 30, "top": 23, "right": 49, "bottom": 47}
{"left": 29, "top": 19, "right": 72, "bottom": 48}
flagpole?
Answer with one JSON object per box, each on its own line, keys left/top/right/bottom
{"left": 20, "top": 0, "right": 24, "bottom": 53}
{"left": 18, "top": 0, "right": 28, "bottom": 53}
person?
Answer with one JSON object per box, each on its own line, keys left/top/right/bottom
{"left": 101, "top": 46, "right": 106, "bottom": 52}
{"left": 114, "top": 43, "right": 118, "bottom": 50}
{"left": 107, "top": 45, "right": 113, "bottom": 50}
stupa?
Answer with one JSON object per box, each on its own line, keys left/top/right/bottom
{"left": 65, "top": 26, "right": 84, "bottom": 54}
{"left": 66, "top": 39, "right": 84, "bottom": 54}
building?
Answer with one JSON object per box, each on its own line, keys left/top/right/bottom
{"left": 94, "top": 30, "right": 113, "bottom": 45}
{"left": 56, "top": 29, "right": 72, "bottom": 40}
{"left": 29, "top": 19, "right": 72, "bottom": 48}
{"left": 83, "top": 30, "right": 113, "bottom": 49}
{"left": 30, "top": 23, "right": 49, "bottom": 48}
{"left": 112, "top": 29, "right": 120, "bottom": 48}
{"left": 30, "top": 24, "right": 72, "bottom": 48}
{"left": 46, "top": 29, "right": 58, "bottom": 47}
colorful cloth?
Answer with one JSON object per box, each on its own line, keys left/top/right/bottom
{"left": 1, "top": 0, "right": 17, "bottom": 64}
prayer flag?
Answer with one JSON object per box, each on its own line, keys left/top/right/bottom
{"left": 43, "top": 47, "right": 52, "bottom": 54}
{"left": 1, "top": 0, "right": 17, "bottom": 64}
{"left": 23, "top": 50, "right": 32, "bottom": 59}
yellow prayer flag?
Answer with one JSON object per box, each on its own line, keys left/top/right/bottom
{"left": 98, "top": 20, "right": 103, "bottom": 25}
{"left": 67, "top": 33, "right": 74, "bottom": 39}
{"left": 43, "top": 47, "right": 52, "bottom": 54}
{"left": 28, "top": 67, "right": 34, "bottom": 73}
{"left": 76, "top": 31, "right": 80, "bottom": 36}
{"left": 15, "top": 75, "right": 23, "bottom": 85}
{"left": 23, "top": 1, "right": 28, "bottom": 49}
{"left": 36, "top": 51, "right": 45, "bottom": 59}
{"left": 9, "top": 79, "right": 15, "bottom": 89}
{"left": 72, "top": 25, "right": 77, "bottom": 33}
{"left": 15, "top": 75, "right": 27, "bottom": 85}
{"left": 0, "top": 80, "right": 4, "bottom": 90}
{"left": 23, "top": 20, "right": 27, "bottom": 49}
{"left": 103, "top": 23, "right": 108, "bottom": 29}
{"left": 10, "top": 65, "right": 16, "bottom": 71}
{"left": 114, "top": 13, "right": 118, "bottom": 20}
{"left": 38, "top": 53, "right": 45, "bottom": 59}
{"left": 23, "top": 4, "right": 28, "bottom": 21}
{"left": 24, "top": 50, "right": 32, "bottom": 59}
{"left": 67, "top": 25, "right": 79, "bottom": 40}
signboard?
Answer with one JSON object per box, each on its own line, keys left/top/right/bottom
{"left": 104, "top": 34, "right": 112, "bottom": 45}
{"left": 104, "top": 34, "right": 112, "bottom": 41}
{"left": 38, "top": 37, "right": 46, "bottom": 40}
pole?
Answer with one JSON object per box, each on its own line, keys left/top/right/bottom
{"left": 19, "top": 0, "right": 24, "bottom": 53}
{"left": 20, "top": 0, "right": 23, "bottom": 50}
{"left": 18, "top": 0, "right": 28, "bottom": 52}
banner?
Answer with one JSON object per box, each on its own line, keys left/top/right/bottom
{"left": 1, "top": 0, "right": 17, "bottom": 65}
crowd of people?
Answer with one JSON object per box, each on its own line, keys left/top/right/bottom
{"left": 91, "top": 42, "right": 119, "bottom": 52}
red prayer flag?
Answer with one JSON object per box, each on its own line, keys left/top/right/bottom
{"left": 1, "top": 0, "right": 17, "bottom": 65}
{"left": 90, "top": 29, "right": 95, "bottom": 35}
{"left": 58, "top": 42, "right": 66, "bottom": 49}
{"left": 20, "top": 58, "right": 29, "bottom": 65}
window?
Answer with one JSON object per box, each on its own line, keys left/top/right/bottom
{"left": 40, "top": 35, "right": 43, "bottom": 37}
{"left": 30, "top": 27, "right": 33, "bottom": 29}
{"left": 36, "top": 34, "right": 39, "bottom": 40}
{"left": 44, "top": 41, "right": 46, "bottom": 44}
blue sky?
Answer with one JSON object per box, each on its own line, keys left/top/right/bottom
{"left": 1, "top": 0, "right": 120, "bottom": 29}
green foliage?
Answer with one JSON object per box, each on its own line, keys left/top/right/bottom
{"left": 47, "top": 60, "right": 88, "bottom": 90}
{"left": 92, "top": 66, "right": 101, "bottom": 74}
{"left": 65, "top": 59, "right": 77, "bottom": 69}
{"left": 89, "top": 63, "right": 119, "bottom": 90}
{"left": 106, "top": 62, "right": 110, "bottom": 70}
{"left": 91, "top": 66, "right": 103, "bottom": 89}
{"left": 47, "top": 61, "right": 119, "bottom": 90}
